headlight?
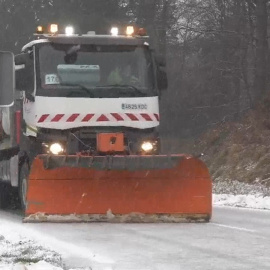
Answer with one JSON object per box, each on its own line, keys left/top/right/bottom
{"left": 49, "top": 143, "right": 64, "bottom": 155}
{"left": 141, "top": 141, "right": 154, "bottom": 152}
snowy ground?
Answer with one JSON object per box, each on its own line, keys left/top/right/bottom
{"left": 1, "top": 204, "right": 270, "bottom": 270}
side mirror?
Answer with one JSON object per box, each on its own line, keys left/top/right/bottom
{"left": 15, "top": 53, "right": 27, "bottom": 65}
{"left": 15, "top": 53, "right": 34, "bottom": 92}
{"left": 0, "top": 52, "right": 14, "bottom": 107}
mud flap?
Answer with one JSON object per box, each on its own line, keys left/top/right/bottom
{"left": 24, "top": 154, "right": 212, "bottom": 222}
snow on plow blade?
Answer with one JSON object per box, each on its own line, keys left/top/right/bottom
{"left": 24, "top": 154, "right": 212, "bottom": 223}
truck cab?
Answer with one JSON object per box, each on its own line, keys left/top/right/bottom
{"left": 0, "top": 25, "right": 168, "bottom": 209}
{"left": 16, "top": 26, "right": 167, "bottom": 158}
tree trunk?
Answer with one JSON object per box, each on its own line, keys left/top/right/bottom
{"left": 254, "top": 0, "right": 268, "bottom": 99}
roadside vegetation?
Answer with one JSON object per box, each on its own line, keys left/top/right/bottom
{"left": 184, "top": 98, "right": 270, "bottom": 196}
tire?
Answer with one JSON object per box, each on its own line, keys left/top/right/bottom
{"left": 19, "top": 162, "right": 29, "bottom": 212}
{"left": 0, "top": 182, "right": 12, "bottom": 209}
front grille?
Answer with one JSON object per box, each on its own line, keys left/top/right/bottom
{"left": 78, "top": 138, "right": 96, "bottom": 152}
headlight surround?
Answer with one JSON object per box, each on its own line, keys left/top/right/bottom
{"left": 49, "top": 143, "right": 64, "bottom": 155}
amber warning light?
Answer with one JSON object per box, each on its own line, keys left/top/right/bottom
{"left": 126, "top": 26, "right": 135, "bottom": 36}
{"left": 36, "top": 26, "right": 44, "bottom": 34}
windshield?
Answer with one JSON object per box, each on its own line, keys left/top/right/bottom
{"left": 37, "top": 43, "right": 155, "bottom": 98}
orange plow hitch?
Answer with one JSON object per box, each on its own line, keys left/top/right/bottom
{"left": 24, "top": 155, "right": 212, "bottom": 222}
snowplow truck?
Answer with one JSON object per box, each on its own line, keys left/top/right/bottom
{"left": 0, "top": 25, "right": 212, "bottom": 222}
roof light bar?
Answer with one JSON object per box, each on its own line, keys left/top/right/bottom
{"left": 34, "top": 24, "right": 147, "bottom": 38}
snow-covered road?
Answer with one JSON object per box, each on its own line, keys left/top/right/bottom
{"left": 1, "top": 206, "right": 270, "bottom": 270}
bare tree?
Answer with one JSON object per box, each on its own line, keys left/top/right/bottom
{"left": 254, "top": 0, "right": 268, "bottom": 99}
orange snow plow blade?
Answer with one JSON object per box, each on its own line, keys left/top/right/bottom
{"left": 24, "top": 155, "right": 212, "bottom": 223}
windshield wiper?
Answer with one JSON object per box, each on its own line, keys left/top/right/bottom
{"left": 61, "top": 83, "right": 95, "bottom": 98}
{"left": 97, "top": 84, "right": 147, "bottom": 96}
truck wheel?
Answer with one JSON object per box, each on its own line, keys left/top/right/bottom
{"left": 19, "top": 163, "right": 29, "bottom": 212}
{"left": 0, "top": 182, "right": 11, "bottom": 209}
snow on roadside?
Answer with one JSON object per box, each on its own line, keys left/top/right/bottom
{"left": 213, "top": 179, "right": 270, "bottom": 196}
{"left": 213, "top": 194, "right": 270, "bottom": 210}
{"left": 0, "top": 228, "right": 94, "bottom": 270}
{"left": 0, "top": 261, "right": 63, "bottom": 270}
{"left": 0, "top": 213, "right": 114, "bottom": 270}
{"left": 0, "top": 232, "right": 63, "bottom": 270}
{"left": 213, "top": 179, "right": 270, "bottom": 210}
